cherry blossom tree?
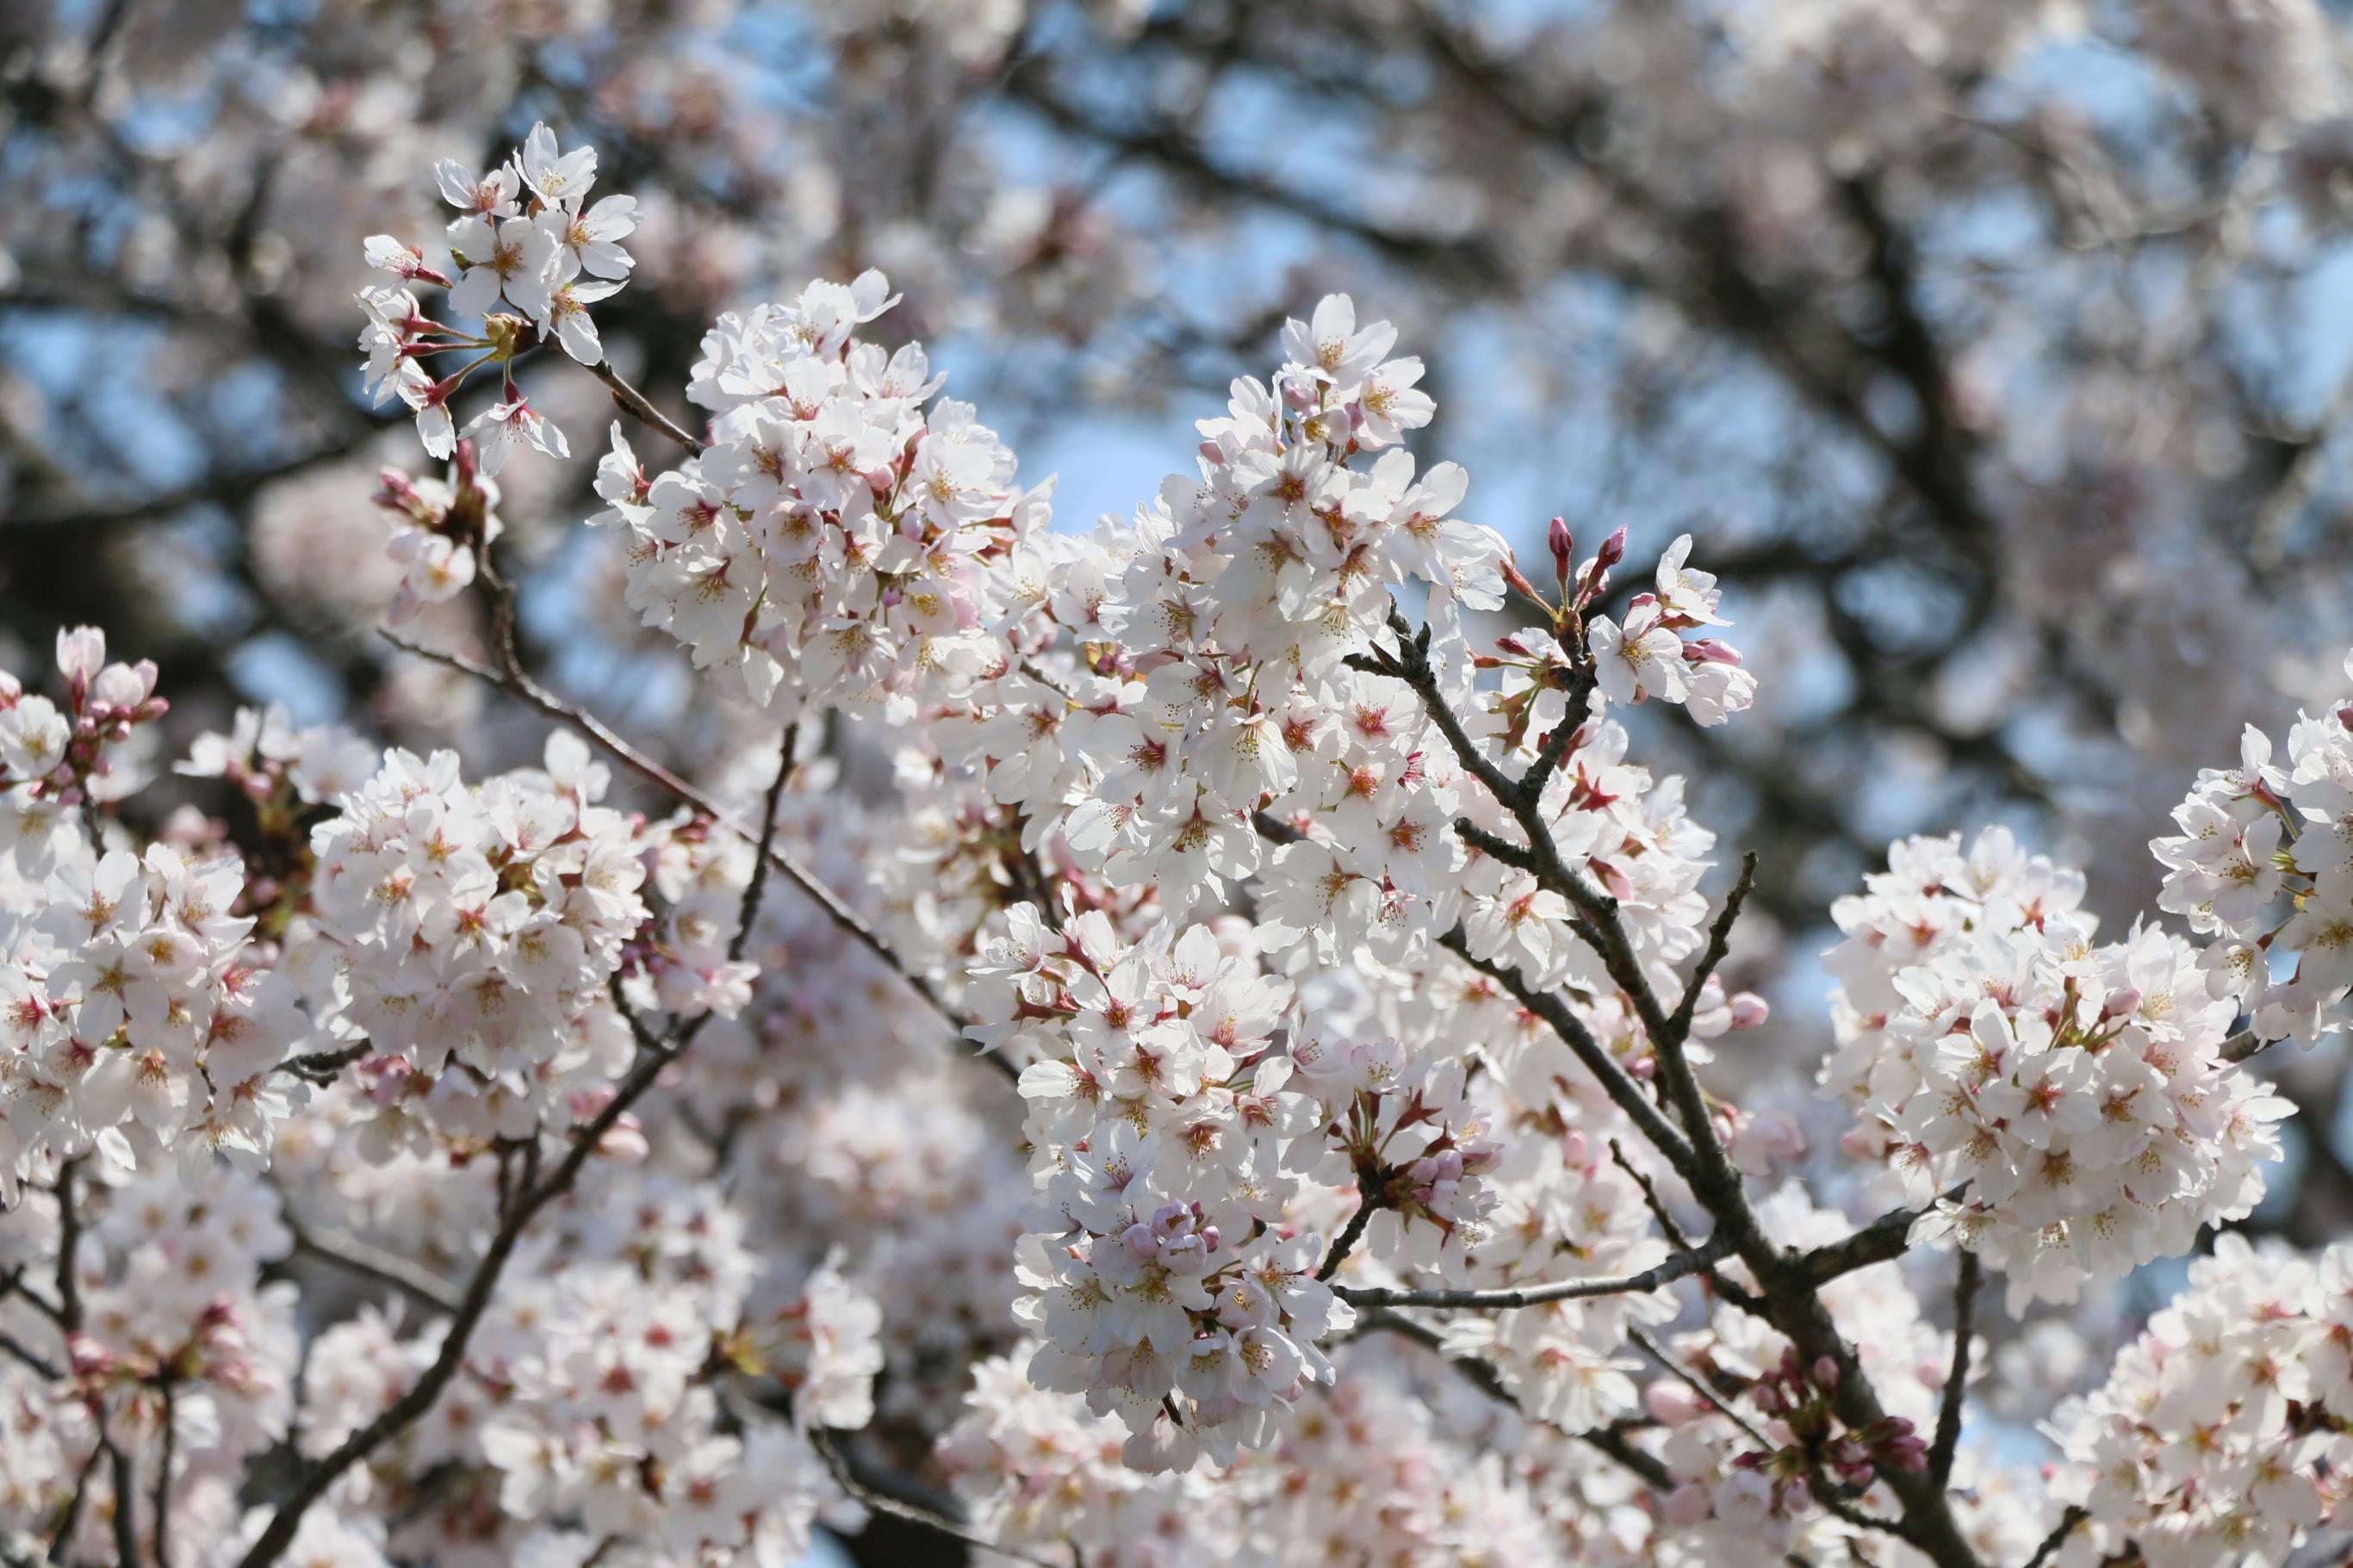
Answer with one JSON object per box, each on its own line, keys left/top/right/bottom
{"left": 10, "top": 7, "right": 2353, "bottom": 1568}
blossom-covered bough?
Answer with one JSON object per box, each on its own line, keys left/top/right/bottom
{"left": 3, "top": 122, "right": 2350, "bottom": 1568}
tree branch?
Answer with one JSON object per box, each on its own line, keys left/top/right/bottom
{"left": 1928, "top": 1249, "right": 1980, "bottom": 1487}
{"left": 233, "top": 1009, "right": 689, "bottom": 1568}
{"left": 1334, "top": 1232, "right": 1733, "bottom": 1310}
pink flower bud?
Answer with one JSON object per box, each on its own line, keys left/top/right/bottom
{"left": 1728, "top": 992, "right": 1770, "bottom": 1030}
{"left": 1685, "top": 637, "right": 1743, "bottom": 666}
{"left": 1548, "top": 516, "right": 1574, "bottom": 582}
{"left": 1647, "top": 1381, "right": 1709, "bottom": 1426}
{"left": 1811, "top": 1356, "right": 1840, "bottom": 1392}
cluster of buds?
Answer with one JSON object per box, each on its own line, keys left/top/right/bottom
{"left": 0, "top": 629, "right": 167, "bottom": 812}
{"left": 1746, "top": 1349, "right": 1929, "bottom": 1485}
{"left": 1487, "top": 527, "right": 1754, "bottom": 744}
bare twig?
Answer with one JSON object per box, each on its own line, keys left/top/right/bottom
{"left": 233, "top": 1013, "right": 688, "bottom": 1568}
{"left": 731, "top": 724, "right": 798, "bottom": 966}
{"left": 1336, "top": 1232, "right": 1733, "bottom": 1310}
{"left": 1315, "top": 1193, "right": 1378, "bottom": 1282}
{"left": 1928, "top": 1250, "right": 1981, "bottom": 1487}
{"left": 288, "top": 1224, "right": 463, "bottom": 1313}
{"left": 0, "top": 1330, "right": 60, "bottom": 1380}
{"left": 1353, "top": 1305, "right": 1675, "bottom": 1491}
{"left": 2022, "top": 1507, "right": 2089, "bottom": 1568}
{"left": 807, "top": 1428, "right": 1065, "bottom": 1568}
{"left": 586, "top": 361, "right": 705, "bottom": 456}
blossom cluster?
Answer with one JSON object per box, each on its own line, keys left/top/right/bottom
{"left": 970, "top": 908, "right": 1357, "bottom": 1467}
{"left": 362, "top": 122, "right": 639, "bottom": 474}
{"left": 2155, "top": 653, "right": 2353, "bottom": 1050}
{"left": 1821, "top": 827, "right": 2290, "bottom": 1307}
{"left": 1, "top": 1163, "right": 302, "bottom": 1568}
{"left": 583, "top": 272, "right": 1050, "bottom": 718}
{"left": 0, "top": 635, "right": 318, "bottom": 1196}
{"left": 2047, "top": 1231, "right": 2351, "bottom": 1567}
{"left": 293, "top": 733, "right": 668, "bottom": 1148}
{"left": 0, "top": 628, "right": 170, "bottom": 871}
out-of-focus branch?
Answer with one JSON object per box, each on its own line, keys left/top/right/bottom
{"left": 233, "top": 999, "right": 691, "bottom": 1568}
{"left": 1335, "top": 1232, "right": 1733, "bottom": 1309}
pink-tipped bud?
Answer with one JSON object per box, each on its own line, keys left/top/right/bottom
{"left": 1548, "top": 516, "right": 1574, "bottom": 582}
{"left": 1811, "top": 1356, "right": 1841, "bottom": 1393}
{"left": 1595, "top": 526, "right": 1628, "bottom": 572}
{"left": 2102, "top": 988, "right": 2143, "bottom": 1020}
{"left": 1728, "top": 993, "right": 1771, "bottom": 1031}
{"left": 1501, "top": 555, "right": 1541, "bottom": 604}
{"left": 1685, "top": 637, "right": 1743, "bottom": 666}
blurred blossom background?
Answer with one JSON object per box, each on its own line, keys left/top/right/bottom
{"left": 9, "top": 0, "right": 2353, "bottom": 1525}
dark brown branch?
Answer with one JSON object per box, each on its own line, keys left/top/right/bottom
{"left": 730, "top": 724, "right": 798, "bottom": 966}
{"left": 152, "top": 1379, "right": 177, "bottom": 1568}
{"left": 233, "top": 1015, "right": 687, "bottom": 1568}
{"left": 1315, "top": 1194, "right": 1378, "bottom": 1282}
{"left": 287, "top": 1224, "right": 463, "bottom": 1313}
{"left": 807, "top": 1429, "right": 1065, "bottom": 1568}
{"left": 2021, "top": 1507, "right": 2089, "bottom": 1568}
{"left": 1928, "top": 1249, "right": 1981, "bottom": 1487}
{"left": 586, "top": 360, "right": 706, "bottom": 456}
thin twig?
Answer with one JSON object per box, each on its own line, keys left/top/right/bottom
{"left": 2021, "top": 1506, "right": 2089, "bottom": 1568}
{"left": 586, "top": 361, "right": 705, "bottom": 455}
{"left": 0, "top": 1330, "right": 60, "bottom": 1380}
{"left": 376, "top": 627, "right": 995, "bottom": 1078}
{"left": 2, "top": 1262, "right": 65, "bottom": 1327}
{"left": 1353, "top": 1305, "right": 1675, "bottom": 1490}
{"left": 730, "top": 724, "right": 798, "bottom": 967}
{"left": 1928, "top": 1250, "right": 1981, "bottom": 1487}
{"left": 288, "top": 1224, "right": 463, "bottom": 1313}
{"left": 807, "top": 1427, "right": 1065, "bottom": 1568}
{"left": 152, "top": 1379, "right": 177, "bottom": 1568}
{"left": 233, "top": 1013, "right": 688, "bottom": 1568}
{"left": 1336, "top": 1233, "right": 1733, "bottom": 1310}
{"left": 1628, "top": 1325, "right": 1775, "bottom": 1449}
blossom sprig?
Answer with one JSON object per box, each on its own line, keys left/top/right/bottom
{"left": 593, "top": 272, "right": 1049, "bottom": 720}
{"left": 0, "top": 626, "right": 170, "bottom": 867}
{"left": 0, "top": 633, "right": 320, "bottom": 1199}
{"left": 1490, "top": 527, "right": 1758, "bottom": 741}
{"left": 1820, "top": 827, "right": 2289, "bottom": 1309}
{"left": 2047, "top": 1232, "right": 2351, "bottom": 1566}
{"left": 363, "top": 122, "right": 632, "bottom": 474}
{"left": 293, "top": 732, "right": 666, "bottom": 1149}
{"left": 2155, "top": 651, "right": 2353, "bottom": 1051}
